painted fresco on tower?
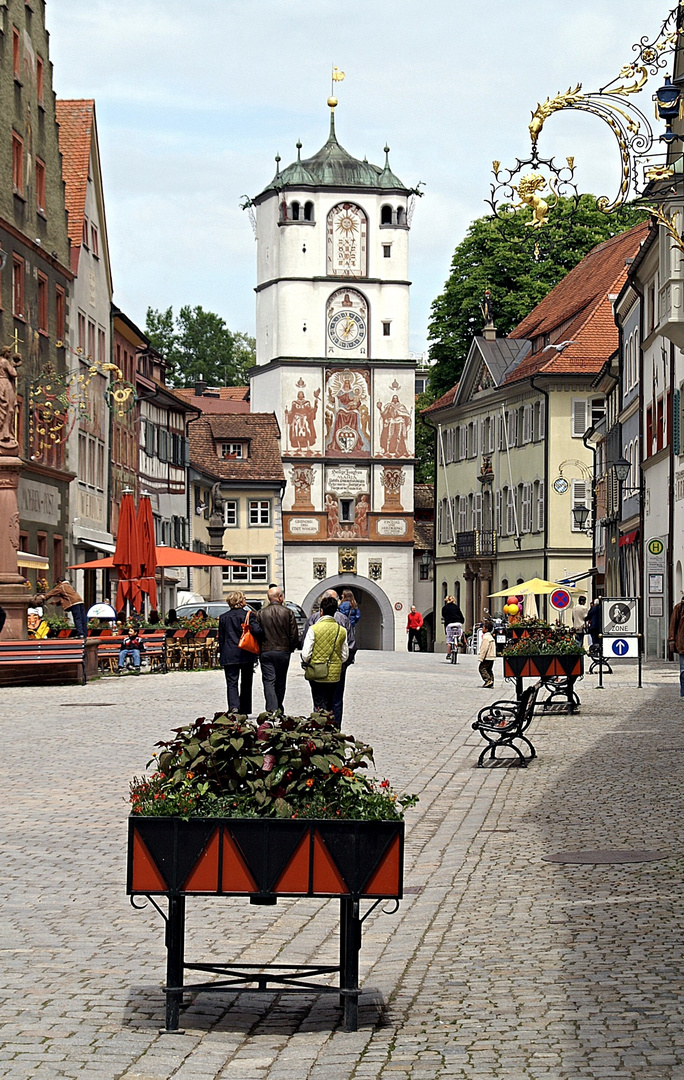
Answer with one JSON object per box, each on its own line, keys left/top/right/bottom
{"left": 326, "top": 203, "right": 368, "bottom": 278}
{"left": 372, "top": 372, "right": 414, "bottom": 459}
{"left": 283, "top": 376, "right": 322, "bottom": 456}
{"left": 326, "top": 289, "right": 368, "bottom": 359}
{"left": 324, "top": 368, "right": 371, "bottom": 457}
{"left": 325, "top": 492, "right": 370, "bottom": 540}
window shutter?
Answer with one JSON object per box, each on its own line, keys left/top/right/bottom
{"left": 571, "top": 479, "right": 589, "bottom": 531}
{"left": 673, "top": 389, "right": 680, "bottom": 456}
{"left": 506, "top": 488, "right": 515, "bottom": 536}
{"left": 495, "top": 489, "right": 501, "bottom": 533}
{"left": 536, "top": 483, "right": 545, "bottom": 532}
{"left": 498, "top": 415, "right": 504, "bottom": 450}
{"left": 470, "top": 421, "right": 478, "bottom": 458}
{"left": 488, "top": 416, "right": 495, "bottom": 453}
{"left": 571, "top": 398, "right": 588, "bottom": 438}
{"left": 523, "top": 405, "right": 532, "bottom": 444}
{"left": 521, "top": 483, "right": 532, "bottom": 532}
{"left": 508, "top": 410, "right": 517, "bottom": 446}
{"left": 473, "top": 492, "right": 483, "bottom": 530}
{"left": 538, "top": 400, "right": 546, "bottom": 441}
{"left": 458, "top": 496, "right": 467, "bottom": 534}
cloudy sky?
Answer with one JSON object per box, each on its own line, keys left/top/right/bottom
{"left": 49, "top": 0, "right": 670, "bottom": 355}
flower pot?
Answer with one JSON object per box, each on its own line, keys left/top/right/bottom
{"left": 128, "top": 816, "right": 404, "bottom": 902}
{"left": 503, "top": 654, "right": 584, "bottom": 680}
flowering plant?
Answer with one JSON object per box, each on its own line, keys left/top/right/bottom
{"left": 503, "top": 625, "right": 584, "bottom": 657}
{"left": 129, "top": 711, "right": 418, "bottom": 821}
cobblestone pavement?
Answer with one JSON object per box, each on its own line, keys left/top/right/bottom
{"left": 1, "top": 651, "right": 684, "bottom": 1079}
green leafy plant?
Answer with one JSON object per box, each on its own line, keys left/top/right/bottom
{"left": 129, "top": 711, "right": 418, "bottom": 821}
{"left": 503, "top": 625, "right": 584, "bottom": 657}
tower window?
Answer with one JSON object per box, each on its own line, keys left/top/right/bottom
{"left": 380, "top": 205, "right": 393, "bottom": 225}
{"left": 396, "top": 206, "right": 405, "bottom": 225}
{"left": 383, "top": 244, "right": 392, "bottom": 258}
{"left": 291, "top": 201, "right": 300, "bottom": 221}
{"left": 382, "top": 322, "right": 391, "bottom": 337}
{"left": 304, "top": 201, "right": 314, "bottom": 221}
{"left": 340, "top": 498, "right": 355, "bottom": 523}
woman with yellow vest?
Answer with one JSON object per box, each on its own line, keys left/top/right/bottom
{"left": 301, "top": 594, "right": 349, "bottom": 718}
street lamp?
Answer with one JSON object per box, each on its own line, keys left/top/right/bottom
{"left": 611, "top": 455, "right": 631, "bottom": 484}
{"left": 572, "top": 503, "right": 591, "bottom": 533}
{"left": 654, "top": 75, "right": 683, "bottom": 144}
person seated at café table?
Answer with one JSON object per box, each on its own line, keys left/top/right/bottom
{"left": 118, "top": 624, "right": 145, "bottom": 675}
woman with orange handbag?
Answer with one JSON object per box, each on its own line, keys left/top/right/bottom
{"left": 218, "top": 591, "right": 263, "bottom": 713}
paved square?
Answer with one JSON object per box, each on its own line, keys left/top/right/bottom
{"left": 1, "top": 652, "right": 683, "bottom": 1079}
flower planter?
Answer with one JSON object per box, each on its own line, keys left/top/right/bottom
{"left": 503, "top": 653, "right": 583, "bottom": 681}
{"left": 127, "top": 815, "right": 405, "bottom": 1034}
{"left": 128, "top": 815, "right": 404, "bottom": 901}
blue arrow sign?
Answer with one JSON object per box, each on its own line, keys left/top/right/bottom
{"left": 611, "top": 638, "right": 630, "bottom": 656}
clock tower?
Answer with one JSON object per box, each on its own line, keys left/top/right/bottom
{"left": 247, "top": 101, "right": 420, "bottom": 649}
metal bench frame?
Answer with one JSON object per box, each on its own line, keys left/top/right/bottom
{"left": 472, "top": 683, "right": 540, "bottom": 768}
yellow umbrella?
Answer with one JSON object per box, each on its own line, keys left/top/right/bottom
{"left": 489, "top": 577, "right": 582, "bottom": 597}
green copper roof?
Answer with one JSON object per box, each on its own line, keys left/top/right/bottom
{"left": 260, "top": 111, "right": 408, "bottom": 194}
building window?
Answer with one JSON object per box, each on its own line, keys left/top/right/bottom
{"left": 339, "top": 498, "right": 354, "bottom": 523}
{"left": 396, "top": 206, "right": 405, "bottom": 225}
{"left": 36, "top": 532, "right": 47, "bottom": 559}
{"left": 291, "top": 201, "right": 300, "bottom": 221}
{"left": 87, "top": 320, "right": 96, "bottom": 360}
{"left": 12, "top": 133, "right": 23, "bottom": 195}
{"left": 35, "top": 157, "right": 46, "bottom": 213}
{"left": 12, "top": 256, "right": 25, "bottom": 318}
{"left": 91, "top": 225, "right": 99, "bottom": 257}
{"left": 12, "top": 27, "right": 20, "bottom": 80}
{"left": 571, "top": 479, "right": 590, "bottom": 532}
{"left": 383, "top": 244, "right": 392, "bottom": 258}
{"left": 222, "top": 557, "right": 269, "bottom": 584}
{"left": 249, "top": 500, "right": 270, "bottom": 526}
{"left": 98, "top": 328, "right": 106, "bottom": 364}
{"left": 224, "top": 500, "right": 238, "bottom": 527}
{"left": 571, "top": 398, "right": 588, "bottom": 438}
{"left": 304, "top": 201, "right": 314, "bottom": 221}
{"left": 78, "top": 312, "right": 86, "bottom": 353}
{"left": 53, "top": 535, "right": 63, "bottom": 579}
{"left": 380, "top": 205, "right": 393, "bottom": 225}
{"left": 82, "top": 217, "right": 89, "bottom": 249}
{"left": 36, "top": 55, "right": 44, "bottom": 105}
{"left": 221, "top": 441, "right": 244, "bottom": 459}
{"left": 382, "top": 321, "right": 391, "bottom": 337}
{"left": 56, "top": 286, "right": 65, "bottom": 342}
{"left": 37, "top": 272, "right": 48, "bottom": 333}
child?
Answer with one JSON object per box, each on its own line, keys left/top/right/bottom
{"left": 478, "top": 619, "right": 496, "bottom": 688}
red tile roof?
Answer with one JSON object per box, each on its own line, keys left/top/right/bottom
{"left": 505, "top": 222, "right": 650, "bottom": 384}
{"left": 421, "top": 385, "right": 459, "bottom": 415}
{"left": 189, "top": 413, "right": 284, "bottom": 483}
{"left": 176, "top": 386, "right": 250, "bottom": 414}
{"left": 55, "top": 100, "right": 94, "bottom": 250}
{"left": 414, "top": 483, "right": 435, "bottom": 510}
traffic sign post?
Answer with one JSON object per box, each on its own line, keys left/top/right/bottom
{"left": 550, "top": 588, "right": 571, "bottom": 612}
{"left": 599, "top": 597, "right": 641, "bottom": 688}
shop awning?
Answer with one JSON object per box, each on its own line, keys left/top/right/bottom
{"left": 17, "top": 552, "right": 50, "bottom": 570}
{"left": 619, "top": 530, "right": 639, "bottom": 547}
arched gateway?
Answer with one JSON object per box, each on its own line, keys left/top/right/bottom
{"left": 300, "top": 574, "right": 395, "bottom": 651}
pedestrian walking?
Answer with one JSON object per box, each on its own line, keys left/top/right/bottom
{"left": 442, "top": 595, "right": 464, "bottom": 661}
{"left": 586, "top": 598, "right": 601, "bottom": 648}
{"left": 118, "top": 626, "right": 144, "bottom": 675}
{"left": 302, "top": 589, "right": 356, "bottom": 726}
{"left": 339, "top": 589, "right": 361, "bottom": 626}
{"left": 301, "top": 595, "right": 349, "bottom": 717}
{"left": 218, "top": 591, "right": 263, "bottom": 713}
{"left": 406, "top": 606, "right": 424, "bottom": 651}
{"left": 668, "top": 592, "right": 684, "bottom": 698}
{"left": 478, "top": 619, "right": 496, "bottom": 688}
{"left": 572, "top": 595, "right": 588, "bottom": 645}
{"left": 36, "top": 577, "right": 88, "bottom": 637}
{"left": 256, "top": 586, "right": 300, "bottom": 713}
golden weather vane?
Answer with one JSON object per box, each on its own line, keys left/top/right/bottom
{"left": 328, "top": 65, "right": 345, "bottom": 109}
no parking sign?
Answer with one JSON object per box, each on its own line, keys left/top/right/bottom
{"left": 549, "top": 588, "right": 571, "bottom": 611}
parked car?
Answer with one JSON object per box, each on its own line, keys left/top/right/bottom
{"left": 174, "top": 600, "right": 307, "bottom": 644}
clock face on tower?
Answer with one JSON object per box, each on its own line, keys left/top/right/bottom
{"left": 327, "top": 289, "right": 368, "bottom": 357}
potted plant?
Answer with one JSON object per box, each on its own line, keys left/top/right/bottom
{"left": 126, "top": 711, "right": 417, "bottom": 1033}
{"left": 503, "top": 625, "right": 584, "bottom": 681}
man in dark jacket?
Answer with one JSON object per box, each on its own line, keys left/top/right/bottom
{"left": 302, "top": 590, "right": 356, "bottom": 726}
{"left": 669, "top": 593, "right": 684, "bottom": 698}
{"left": 257, "top": 587, "right": 300, "bottom": 712}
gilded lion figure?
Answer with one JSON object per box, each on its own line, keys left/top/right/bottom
{"left": 513, "top": 174, "right": 554, "bottom": 228}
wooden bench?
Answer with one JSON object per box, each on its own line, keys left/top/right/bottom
{"left": 0, "top": 639, "right": 86, "bottom": 686}
{"left": 97, "top": 633, "right": 167, "bottom": 675}
{"left": 472, "top": 683, "right": 541, "bottom": 768}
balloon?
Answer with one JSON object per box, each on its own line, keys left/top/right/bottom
{"left": 507, "top": 596, "right": 517, "bottom": 606}
{"left": 509, "top": 603, "right": 519, "bottom": 614}
{"left": 503, "top": 604, "right": 511, "bottom": 615}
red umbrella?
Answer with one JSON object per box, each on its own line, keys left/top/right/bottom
{"left": 137, "top": 494, "right": 158, "bottom": 610}
{"left": 70, "top": 549, "right": 248, "bottom": 570}
{"left": 113, "top": 491, "right": 143, "bottom": 613}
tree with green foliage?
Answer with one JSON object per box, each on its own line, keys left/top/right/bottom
{"left": 414, "top": 390, "right": 437, "bottom": 483}
{"left": 145, "top": 305, "right": 256, "bottom": 388}
{"left": 427, "top": 196, "right": 648, "bottom": 398}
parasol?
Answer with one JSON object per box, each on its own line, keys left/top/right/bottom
{"left": 137, "top": 494, "right": 158, "bottom": 610}
{"left": 113, "top": 491, "right": 142, "bottom": 613}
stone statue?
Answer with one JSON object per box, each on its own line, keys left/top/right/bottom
{"left": 210, "top": 481, "right": 225, "bottom": 523}
{"left": 0, "top": 347, "right": 21, "bottom": 455}
{"left": 480, "top": 290, "right": 494, "bottom": 327}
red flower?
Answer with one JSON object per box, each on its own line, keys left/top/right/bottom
{"left": 306, "top": 778, "right": 315, "bottom": 788}
{"left": 380, "top": 779, "right": 390, "bottom": 789}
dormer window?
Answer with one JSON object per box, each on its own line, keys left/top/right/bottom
{"left": 220, "top": 441, "right": 245, "bottom": 459}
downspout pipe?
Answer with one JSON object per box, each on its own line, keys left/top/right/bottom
{"left": 530, "top": 376, "right": 550, "bottom": 586}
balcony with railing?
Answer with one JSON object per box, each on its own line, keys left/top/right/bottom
{"left": 454, "top": 530, "right": 497, "bottom": 559}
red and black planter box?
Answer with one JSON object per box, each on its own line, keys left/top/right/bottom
{"left": 127, "top": 815, "right": 404, "bottom": 902}
{"left": 503, "top": 654, "right": 584, "bottom": 680}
